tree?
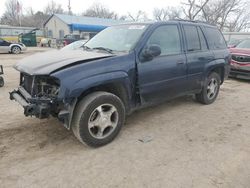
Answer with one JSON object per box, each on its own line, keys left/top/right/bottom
{"left": 153, "top": 7, "right": 181, "bottom": 21}
{"left": 21, "top": 9, "right": 49, "bottom": 28}
{"left": 179, "top": 0, "right": 250, "bottom": 31}
{"left": 199, "top": 0, "right": 250, "bottom": 31}
{"left": 0, "top": 0, "right": 22, "bottom": 26}
{"left": 82, "top": 3, "right": 118, "bottom": 19}
{"left": 127, "top": 10, "right": 148, "bottom": 21}
{"left": 44, "top": 0, "right": 64, "bottom": 15}
{"left": 182, "top": 0, "right": 210, "bottom": 20}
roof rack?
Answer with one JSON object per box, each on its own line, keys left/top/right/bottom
{"left": 170, "top": 19, "right": 216, "bottom": 26}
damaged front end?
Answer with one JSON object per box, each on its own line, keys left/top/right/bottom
{"left": 9, "top": 73, "right": 72, "bottom": 126}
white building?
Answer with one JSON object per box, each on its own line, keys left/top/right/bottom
{"left": 44, "top": 14, "right": 124, "bottom": 39}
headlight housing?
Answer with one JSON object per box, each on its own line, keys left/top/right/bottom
{"left": 21, "top": 74, "right": 60, "bottom": 99}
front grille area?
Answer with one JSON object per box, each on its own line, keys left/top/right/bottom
{"left": 232, "top": 54, "right": 250, "bottom": 63}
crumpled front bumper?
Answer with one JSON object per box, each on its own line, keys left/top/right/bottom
{"left": 9, "top": 86, "right": 76, "bottom": 129}
{"left": 9, "top": 86, "right": 52, "bottom": 118}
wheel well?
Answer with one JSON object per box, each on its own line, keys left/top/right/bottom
{"left": 11, "top": 45, "right": 21, "bottom": 51}
{"left": 210, "top": 66, "right": 225, "bottom": 83}
{"left": 77, "top": 83, "right": 130, "bottom": 112}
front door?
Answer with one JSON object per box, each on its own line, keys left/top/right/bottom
{"left": 0, "top": 39, "right": 10, "bottom": 53}
{"left": 137, "top": 24, "right": 188, "bottom": 104}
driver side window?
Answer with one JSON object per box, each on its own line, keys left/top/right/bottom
{"left": 146, "top": 25, "right": 181, "bottom": 56}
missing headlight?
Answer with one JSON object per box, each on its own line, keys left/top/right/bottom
{"left": 20, "top": 74, "right": 60, "bottom": 98}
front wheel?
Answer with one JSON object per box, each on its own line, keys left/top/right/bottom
{"left": 11, "top": 46, "right": 21, "bottom": 54}
{"left": 71, "top": 92, "right": 125, "bottom": 147}
{"left": 195, "top": 72, "right": 221, "bottom": 104}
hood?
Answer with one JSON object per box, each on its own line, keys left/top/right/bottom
{"left": 230, "top": 48, "right": 250, "bottom": 56}
{"left": 14, "top": 49, "right": 114, "bottom": 75}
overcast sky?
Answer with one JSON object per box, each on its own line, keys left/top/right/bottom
{"left": 0, "top": 0, "right": 181, "bottom": 18}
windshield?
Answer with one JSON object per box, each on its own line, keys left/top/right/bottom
{"left": 84, "top": 24, "right": 148, "bottom": 52}
{"left": 236, "top": 39, "right": 250, "bottom": 49}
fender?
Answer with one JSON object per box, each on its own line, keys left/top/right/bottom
{"left": 9, "top": 43, "right": 23, "bottom": 52}
{"left": 203, "top": 58, "right": 226, "bottom": 83}
{"left": 57, "top": 71, "right": 133, "bottom": 103}
{"left": 56, "top": 71, "right": 133, "bottom": 129}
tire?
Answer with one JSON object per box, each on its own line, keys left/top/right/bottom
{"left": 195, "top": 72, "right": 221, "bottom": 105}
{"left": 71, "top": 91, "right": 125, "bottom": 147}
{"left": 11, "top": 46, "right": 21, "bottom": 54}
{"left": 0, "top": 76, "right": 4, "bottom": 87}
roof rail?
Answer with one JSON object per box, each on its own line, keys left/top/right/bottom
{"left": 170, "top": 19, "right": 216, "bottom": 26}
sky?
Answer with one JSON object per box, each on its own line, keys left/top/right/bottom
{"left": 0, "top": 0, "right": 182, "bottom": 18}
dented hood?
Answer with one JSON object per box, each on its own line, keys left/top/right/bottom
{"left": 14, "top": 49, "right": 114, "bottom": 75}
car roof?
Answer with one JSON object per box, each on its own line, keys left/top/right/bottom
{"left": 116, "top": 20, "right": 216, "bottom": 28}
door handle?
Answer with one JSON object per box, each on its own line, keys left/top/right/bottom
{"left": 176, "top": 60, "right": 185, "bottom": 65}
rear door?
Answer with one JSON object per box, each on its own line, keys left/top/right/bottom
{"left": 182, "top": 24, "right": 214, "bottom": 91}
{"left": 137, "top": 24, "right": 188, "bottom": 104}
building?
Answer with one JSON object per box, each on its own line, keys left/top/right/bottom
{"left": 0, "top": 25, "right": 44, "bottom": 43}
{"left": 223, "top": 32, "right": 250, "bottom": 42}
{"left": 44, "top": 14, "right": 124, "bottom": 40}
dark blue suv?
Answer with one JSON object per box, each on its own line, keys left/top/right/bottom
{"left": 10, "top": 20, "right": 230, "bottom": 147}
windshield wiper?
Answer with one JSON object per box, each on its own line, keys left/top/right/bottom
{"left": 92, "top": 47, "right": 114, "bottom": 54}
{"left": 82, "top": 45, "right": 91, "bottom": 50}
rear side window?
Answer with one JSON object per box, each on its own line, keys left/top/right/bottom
{"left": 183, "top": 25, "right": 200, "bottom": 52}
{"left": 205, "top": 27, "right": 226, "bottom": 49}
{"left": 197, "top": 27, "right": 208, "bottom": 50}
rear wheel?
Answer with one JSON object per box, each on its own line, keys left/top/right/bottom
{"left": 11, "top": 46, "right": 21, "bottom": 54}
{"left": 0, "top": 76, "right": 4, "bottom": 87}
{"left": 71, "top": 91, "right": 125, "bottom": 147}
{"left": 195, "top": 72, "right": 221, "bottom": 104}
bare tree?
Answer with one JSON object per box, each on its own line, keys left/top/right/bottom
{"left": 179, "top": 0, "right": 250, "bottom": 31}
{"left": 127, "top": 10, "right": 148, "bottom": 21}
{"left": 182, "top": 0, "right": 209, "bottom": 20}
{"left": 198, "top": 0, "right": 250, "bottom": 31}
{"left": 44, "top": 0, "right": 64, "bottom": 15}
{"left": 82, "top": 3, "right": 118, "bottom": 19}
{"left": 0, "top": 0, "right": 22, "bottom": 26}
{"left": 153, "top": 7, "right": 181, "bottom": 21}
{"left": 21, "top": 9, "right": 49, "bottom": 28}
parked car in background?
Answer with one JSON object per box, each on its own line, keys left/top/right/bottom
{"left": 0, "top": 38, "right": 27, "bottom": 54}
{"left": 227, "top": 38, "right": 243, "bottom": 48}
{"left": 60, "top": 40, "right": 88, "bottom": 51}
{"left": 229, "top": 39, "right": 250, "bottom": 80}
{"left": 63, "top": 34, "right": 81, "bottom": 46}
{"left": 10, "top": 21, "right": 230, "bottom": 147}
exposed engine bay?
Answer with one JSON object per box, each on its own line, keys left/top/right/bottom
{"left": 21, "top": 73, "right": 60, "bottom": 99}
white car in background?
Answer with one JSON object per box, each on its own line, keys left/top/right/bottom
{"left": 0, "top": 38, "right": 27, "bottom": 54}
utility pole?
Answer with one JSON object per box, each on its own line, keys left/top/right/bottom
{"left": 68, "top": 0, "right": 72, "bottom": 15}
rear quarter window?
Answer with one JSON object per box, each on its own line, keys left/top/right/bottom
{"left": 204, "top": 27, "right": 226, "bottom": 49}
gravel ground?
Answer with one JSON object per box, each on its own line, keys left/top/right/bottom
{"left": 0, "top": 48, "right": 250, "bottom": 188}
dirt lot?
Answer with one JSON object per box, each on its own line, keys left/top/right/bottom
{"left": 0, "top": 48, "right": 250, "bottom": 188}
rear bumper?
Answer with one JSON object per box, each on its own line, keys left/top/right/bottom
{"left": 21, "top": 46, "right": 27, "bottom": 51}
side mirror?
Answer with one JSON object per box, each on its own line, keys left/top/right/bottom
{"left": 141, "top": 45, "right": 161, "bottom": 61}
